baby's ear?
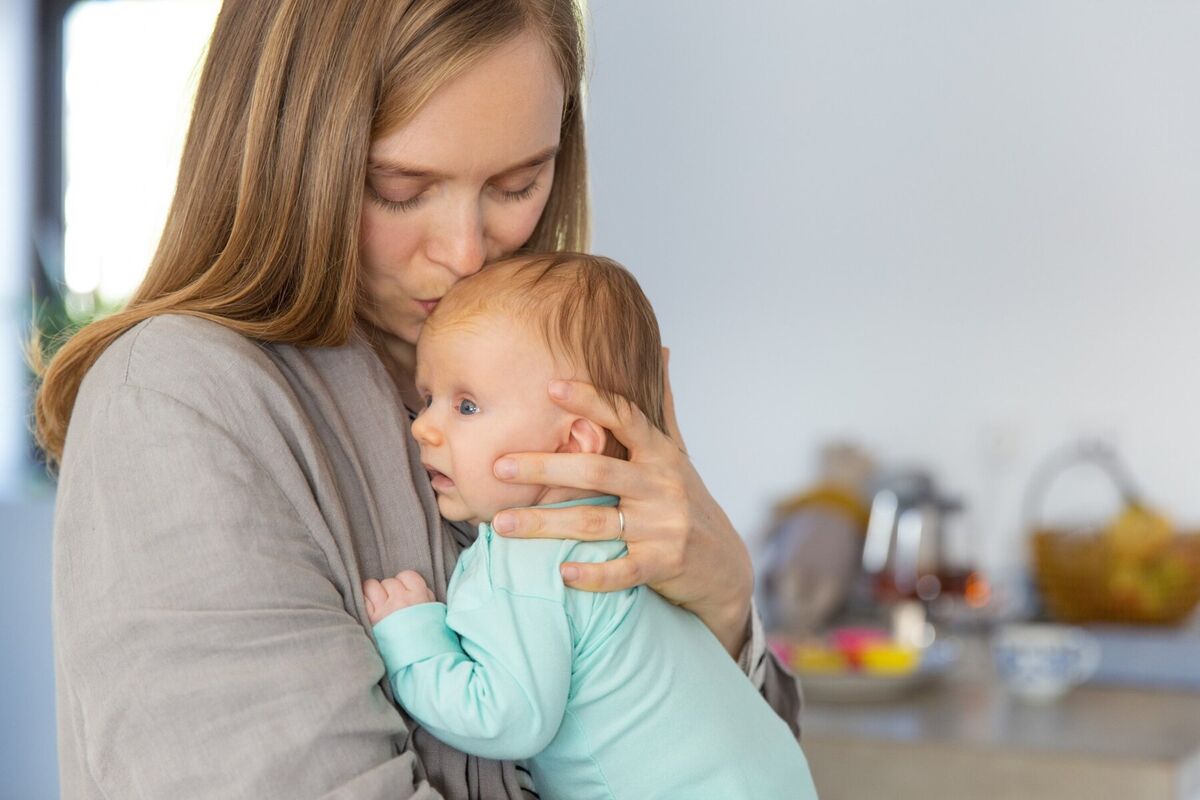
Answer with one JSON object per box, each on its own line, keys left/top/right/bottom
{"left": 562, "top": 417, "right": 607, "bottom": 455}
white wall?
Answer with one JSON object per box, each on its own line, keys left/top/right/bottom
{"left": 0, "top": 0, "right": 34, "bottom": 500}
{"left": 586, "top": 1, "right": 1200, "bottom": 575}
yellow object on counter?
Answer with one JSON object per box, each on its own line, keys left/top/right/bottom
{"left": 859, "top": 644, "right": 920, "bottom": 676}
{"left": 792, "top": 645, "right": 850, "bottom": 674}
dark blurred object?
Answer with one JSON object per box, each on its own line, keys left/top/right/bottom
{"left": 1027, "top": 440, "right": 1200, "bottom": 626}
{"left": 757, "top": 444, "right": 872, "bottom": 636}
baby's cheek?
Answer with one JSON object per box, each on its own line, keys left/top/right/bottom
{"left": 475, "top": 478, "right": 542, "bottom": 519}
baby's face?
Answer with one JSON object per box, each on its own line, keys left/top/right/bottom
{"left": 411, "top": 313, "right": 571, "bottom": 526}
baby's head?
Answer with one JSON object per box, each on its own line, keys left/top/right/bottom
{"left": 410, "top": 252, "right": 666, "bottom": 526}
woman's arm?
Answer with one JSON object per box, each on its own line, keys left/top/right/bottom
{"left": 54, "top": 382, "right": 443, "bottom": 799}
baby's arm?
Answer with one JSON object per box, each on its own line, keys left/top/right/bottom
{"left": 362, "top": 545, "right": 573, "bottom": 762}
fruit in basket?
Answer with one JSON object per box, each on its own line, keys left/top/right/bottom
{"left": 1104, "top": 503, "right": 1172, "bottom": 562}
{"left": 1107, "top": 564, "right": 1167, "bottom": 617}
{"left": 1101, "top": 503, "right": 1179, "bottom": 617}
{"left": 1105, "top": 545, "right": 1195, "bottom": 618}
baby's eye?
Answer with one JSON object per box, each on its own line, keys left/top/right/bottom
{"left": 422, "top": 395, "right": 433, "bottom": 410}
{"left": 457, "top": 399, "right": 479, "bottom": 416}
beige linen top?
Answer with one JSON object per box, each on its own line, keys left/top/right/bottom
{"left": 52, "top": 314, "right": 801, "bottom": 799}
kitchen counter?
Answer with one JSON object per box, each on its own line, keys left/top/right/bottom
{"left": 801, "top": 637, "right": 1200, "bottom": 799}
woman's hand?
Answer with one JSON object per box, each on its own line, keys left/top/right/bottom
{"left": 490, "top": 350, "right": 754, "bottom": 657}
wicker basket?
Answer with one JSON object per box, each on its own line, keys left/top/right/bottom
{"left": 1026, "top": 442, "right": 1200, "bottom": 626}
{"left": 1032, "top": 528, "right": 1200, "bottom": 625}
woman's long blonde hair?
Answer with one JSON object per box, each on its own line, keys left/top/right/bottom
{"left": 33, "top": 0, "right": 588, "bottom": 465}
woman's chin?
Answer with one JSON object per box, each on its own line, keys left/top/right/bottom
{"left": 359, "top": 305, "right": 421, "bottom": 346}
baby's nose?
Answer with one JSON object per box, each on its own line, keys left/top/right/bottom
{"left": 411, "top": 412, "right": 442, "bottom": 446}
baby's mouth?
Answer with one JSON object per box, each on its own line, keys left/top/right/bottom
{"left": 424, "top": 464, "right": 456, "bottom": 492}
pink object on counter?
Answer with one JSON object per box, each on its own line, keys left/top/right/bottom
{"left": 829, "top": 627, "right": 891, "bottom": 667}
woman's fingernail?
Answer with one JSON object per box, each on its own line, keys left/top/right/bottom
{"left": 561, "top": 565, "right": 580, "bottom": 582}
{"left": 493, "top": 513, "right": 515, "bottom": 533}
{"left": 494, "top": 458, "right": 517, "bottom": 479}
{"left": 549, "top": 380, "right": 571, "bottom": 400}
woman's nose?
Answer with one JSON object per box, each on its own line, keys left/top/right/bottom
{"left": 410, "top": 409, "right": 442, "bottom": 446}
{"left": 429, "top": 200, "right": 486, "bottom": 278}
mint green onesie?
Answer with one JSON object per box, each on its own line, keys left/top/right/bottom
{"left": 372, "top": 496, "right": 819, "bottom": 800}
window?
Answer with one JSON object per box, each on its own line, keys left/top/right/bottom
{"left": 58, "top": 0, "right": 221, "bottom": 319}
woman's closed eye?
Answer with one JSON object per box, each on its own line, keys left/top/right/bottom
{"left": 492, "top": 180, "right": 539, "bottom": 203}
{"left": 490, "top": 162, "right": 548, "bottom": 203}
{"left": 366, "top": 181, "right": 427, "bottom": 213}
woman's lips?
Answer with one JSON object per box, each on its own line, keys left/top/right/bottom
{"left": 416, "top": 298, "right": 440, "bottom": 315}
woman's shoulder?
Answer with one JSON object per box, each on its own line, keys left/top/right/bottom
{"left": 75, "top": 312, "right": 398, "bottom": 446}
{"left": 81, "top": 311, "right": 282, "bottom": 410}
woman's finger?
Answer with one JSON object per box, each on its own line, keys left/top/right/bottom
{"left": 546, "top": 380, "right": 653, "bottom": 452}
{"left": 494, "top": 451, "right": 643, "bottom": 496}
{"left": 560, "top": 555, "right": 649, "bottom": 594}
{"left": 660, "top": 346, "right": 688, "bottom": 455}
{"left": 494, "top": 503, "right": 626, "bottom": 541}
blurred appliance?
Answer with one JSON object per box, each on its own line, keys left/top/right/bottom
{"left": 757, "top": 444, "right": 873, "bottom": 637}
{"left": 758, "top": 493, "right": 867, "bottom": 636}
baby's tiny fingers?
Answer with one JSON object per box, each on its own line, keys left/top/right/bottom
{"left": 363, "top": 579, "right": 388, "bottom": 606}
{"left": 363, "top": 580, "right": 392, "bottom": 622}
{"left": 396, "top": 570, "right": 428, "bottom": 591}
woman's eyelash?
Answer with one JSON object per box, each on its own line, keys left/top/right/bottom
{"left": 500, "top": 181, "right": 539, "bottom": 202}
{"left": 366, "top": 180, "right": 539, "bottom": 212}
{"left": 366, "top": 183, "right": 425, "bottom": 213}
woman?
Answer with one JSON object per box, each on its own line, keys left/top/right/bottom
{"left": 36, "top": 2, "right": 801, "bottom": 797}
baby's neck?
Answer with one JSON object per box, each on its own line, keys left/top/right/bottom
{"left": 476, "top": 487, "right": 606, "bottom": 528}
{"left": 534, "top": 486, "right": 606, "bottom": 508}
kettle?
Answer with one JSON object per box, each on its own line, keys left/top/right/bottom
{"left": 861, "top": 470, "right": 966, "bottom": 603}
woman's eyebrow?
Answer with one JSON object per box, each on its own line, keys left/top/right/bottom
{"left": 368, "top": 145, "right": 560, "bottom": 179}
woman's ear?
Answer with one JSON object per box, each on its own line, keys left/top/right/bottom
{"left": 561, "top": 417, "right": 607, "bottom": 455}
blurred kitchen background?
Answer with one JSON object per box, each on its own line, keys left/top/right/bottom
{"left": 3, "top": 1, "right": 1200, "bottom": 798}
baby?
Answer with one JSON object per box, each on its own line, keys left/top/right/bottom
{"left": 362, "top": 253, "right": 818, "bottom": 800}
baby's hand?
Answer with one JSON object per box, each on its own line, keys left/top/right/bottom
{"left": 363, "top": 570, "right": 436, "bottom": 624}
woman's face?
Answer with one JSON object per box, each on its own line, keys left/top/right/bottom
{"left": 359, "top": 32, "right": 566, "bottom": 346}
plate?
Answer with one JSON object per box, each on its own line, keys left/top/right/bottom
{"left": 797, "top": 639, "right": 960, "bottom": 703}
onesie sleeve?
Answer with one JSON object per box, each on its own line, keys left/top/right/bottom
{"left": 372, "top": 533, "right": 574, "bottom": 761}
